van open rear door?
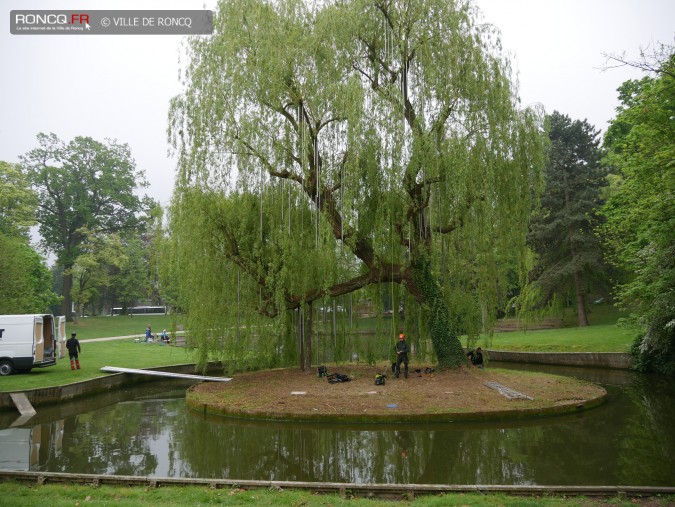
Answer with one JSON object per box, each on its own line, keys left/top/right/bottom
{"left": 34, "top": 317, "right": 44, "bottom": 362}
{"left": 58, "top": 317, "right": 67, "bottom": 359}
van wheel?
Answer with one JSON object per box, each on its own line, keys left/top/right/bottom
{"left": 0, "top": 360, "right": 14, "bottom": 376}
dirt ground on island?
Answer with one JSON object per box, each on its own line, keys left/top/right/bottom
{"left": 188, "top": 363, "right": 607, "bottom": 421}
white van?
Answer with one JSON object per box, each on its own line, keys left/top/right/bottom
{"left": 0, "top": 314, "right": 62, "bottom": 376}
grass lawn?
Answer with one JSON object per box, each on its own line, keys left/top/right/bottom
{"left": 482, "top": 324, "right": 637, "bottom": 352}
{"left": 1, "top": 306, "right": 637, "bottom": 392}
{"left": 460, "top": 303, "right": 636, "bottom": 352}
{"left": 71, "top": 313, "right": 634, "bottom": 354}
{"left": 65, "top": 315, "right": 182, "bottom": 340}
{"left": 0, "top": 482, "right": 670, "bottom": 507}
{"left": 0, "top": 339, "right": 195, "bottom": 392}
{"left": 560, "top": 302, "right": 628, "bottom": 326}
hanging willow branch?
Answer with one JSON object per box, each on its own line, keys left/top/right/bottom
{"left": 168, "top": 0, "right": 546, "bottom": 369}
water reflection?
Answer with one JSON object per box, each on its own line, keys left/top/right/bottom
{"left": 1, "top": 367, "right": 673, "bottom": 486}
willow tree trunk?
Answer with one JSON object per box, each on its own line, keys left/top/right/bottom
{"left": 298, "top": 303, "right": 313, "bottom": 372}
{"left": 410, "top": 255, "right": 466, "bottom": 368}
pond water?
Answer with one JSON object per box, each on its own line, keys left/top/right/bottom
{"left": 1, "top": 364, "right": 673, "bottom": 486}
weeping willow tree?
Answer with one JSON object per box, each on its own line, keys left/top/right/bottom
{"left": 169, "top": 0, "right": 546, "bottom": 371}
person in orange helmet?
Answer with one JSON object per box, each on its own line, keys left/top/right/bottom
{"left": 394, "top": 333, "right": 409, "bottom": 379}
{"left": 66, "top": 332, "right": 81, "bottom": 370}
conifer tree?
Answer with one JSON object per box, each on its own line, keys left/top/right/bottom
{"left": 528, "top": 112, "right": 606, "bottom": 326}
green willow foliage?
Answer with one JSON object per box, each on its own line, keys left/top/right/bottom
{"left": 602, "top": 53, "right": 675, "bottom": 374}
{"left": 0, "top": 232, "right": 59, "bottom": 314}
{"left": 168, "top": 0, "right": 546, "bottom": 370}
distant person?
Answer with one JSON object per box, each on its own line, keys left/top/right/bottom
{"left": 394, "top": 333, "right": 409, "bottom": 379}
{"left": 145, "top": 325, "right": 154, "bottom": 342}
{"left": 467, "top": 347, "right": 484, "bottom": 369}
{"left": 66, "top": 332, "right": 81, "bottom": 370}
{"left": 160, "top": 329, "right": 169, "bottom": 343}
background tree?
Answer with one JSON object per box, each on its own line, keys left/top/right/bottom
{"left": 602, "top": 51, "right": 675, "bottom": 374}
{"left": 69, "top": 229, "right": 127, "bottom": 321}
{"left": 0, "top": 160, "right": 58, "bottom": 313}
{"left": 602, "top": 42, "right": 675, "bottom": 79}
{"left": 1, "top": 161, "right": 38, "bottom": 238}
{"left": 169, "top": 0, "right": 546, "bottom": 370}
{"left": 527, "top": 112, "right": 607, "bottom": 326}
{"left": 149, "top": 206, "right": 179, "bottom": 312}
{"left": 0, "top": 235, "right": 59, "bottom": 314}
{"left": 20, "top": 133, "right": 151, "bottom": 321}
{"left": 110, "top": 237, "right": 149, "bottom": 313}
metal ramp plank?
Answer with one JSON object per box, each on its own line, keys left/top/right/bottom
{"left": 100, "top": 366, "right": 231, "bottom": 382}
{"left": 484, "top": 381, "right": 533, "bottom": 400}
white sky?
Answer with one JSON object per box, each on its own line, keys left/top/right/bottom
{"left": 1, "top": 0, "right": 674, "bottom": 207}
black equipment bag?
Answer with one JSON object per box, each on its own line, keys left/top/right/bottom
{"left": 327, "top": 373, "right": 350, "bottom": 383}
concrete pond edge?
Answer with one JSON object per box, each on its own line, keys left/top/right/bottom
{"left": 2, "top": 470, "right": 675, "bottom": 499}
{"left": 0, "top": 362, "right": 224, "bottom": 412}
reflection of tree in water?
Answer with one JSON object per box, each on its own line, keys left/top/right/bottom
{"left": 614, "top": 375, "right": 675, "bottom": 485}
{"left": 413, "top": 376, "right": 675, "bottom": 486}
{"left": 176, "top": 416, "right": 437, "bottom": 482}
{"left": 34, "top": 373, "right": 675, "bottom": 485}
{"left": 52, "top": 401, "right": 170, "bottom": 475}
{"left": 414, "top": 419, "right": 621, "bottom": 485}
{"left": 415, "top": 428, "right": 532, "bottom": 484}
{"left": 176, "top": 415, "right": 605, "bottom": 484}
{"left": 512, "top": 376, "right": 675, "bottom": 487}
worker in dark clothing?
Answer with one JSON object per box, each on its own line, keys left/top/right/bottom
{"left": 394, "top": 333, "right": 409, "bottom": 379}
{"left": 467, "top": 347, "right": 483, "bottom": 369}
{"left": 66, "top": 332, "right": 81, "bottom": 370}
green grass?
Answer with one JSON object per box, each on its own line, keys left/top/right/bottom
{"left": 0, "top": 482, "right": 670, "bottom": 507}
{"left": 560, "top": 303, "right": 628, "bottom": 326}
{"left": 67, "top": 314, "right": 182, "bottom": 340}
{"left": 482, "top": 324, "right": 637, "bottom": 353}
{"left": 64, "top": 305, "right": 627, "bottom": 342}
{"left": 1, "top": 305, "right": 637, "bottom": 392}
{"left": 316, "top": 304, "right": 629, "bottom": 334}
{"left": 0, "top": 339, "right": 194, "bottom": 392}
{"left": 459, "top": 304, "right": 636, "bottom": 352}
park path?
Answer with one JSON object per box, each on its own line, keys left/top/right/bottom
{"left": 79, "top": 332, "right": 186, "bottom": 344}
{"left": 79, "top": 335, "right": 143, "bottom": 343}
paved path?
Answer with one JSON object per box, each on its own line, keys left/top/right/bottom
{"left": 79, "top": 334, "right": 144, "bottom": 343}
{"left": 80, "top": 332, "right": 185, "bottom": 344}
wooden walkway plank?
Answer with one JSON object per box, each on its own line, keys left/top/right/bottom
{"left": 100, "top": 366, "right": 231, "bottom": 382}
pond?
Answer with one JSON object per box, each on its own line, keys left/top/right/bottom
{"left": 1, "top": 364, "right": 673, "bottom": 486}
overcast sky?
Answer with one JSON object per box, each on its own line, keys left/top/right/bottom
{"left": 1, "top": 0, "right": 673, "bottom": 207}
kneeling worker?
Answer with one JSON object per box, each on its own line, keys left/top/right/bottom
{"left": 394, "top": 333, "right": 409, "bottom": 379}
{"left": 467, "top": 347, "right": 483, "bottom": 369}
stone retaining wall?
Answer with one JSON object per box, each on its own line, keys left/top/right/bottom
{"left": 486, "top": 350, "right": 631, "bottom": 369}
{"left": 0, "top": 363, "right": 223, "bottom": 412}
